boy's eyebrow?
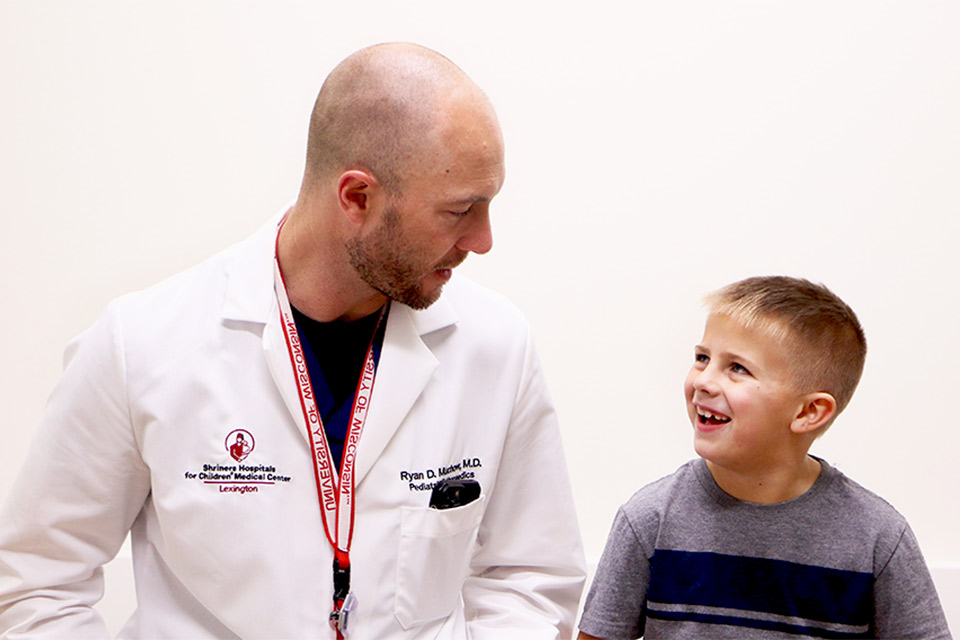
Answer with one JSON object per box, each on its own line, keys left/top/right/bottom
{"left": 702, "top": 346, "right": 756, "bottom": 367}
{"left": 719, "top": 349, "right": 761, "bottom": 370}
{"left": 694, "top": 342, "right": 760, "bottom": 366}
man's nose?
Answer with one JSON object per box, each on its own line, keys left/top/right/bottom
{"left": 456, "top": 208, "right": 493, "bottom": 255}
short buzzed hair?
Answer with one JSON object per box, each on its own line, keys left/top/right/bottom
{"left": 302, "top": 44, "right": 466, "bottom": 193}
{"left": 705, "top": 276, "right": 867, "bottom": 416}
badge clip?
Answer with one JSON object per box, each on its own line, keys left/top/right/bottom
{"left": 329, "top": 592, "right": 357, "bottom": 637}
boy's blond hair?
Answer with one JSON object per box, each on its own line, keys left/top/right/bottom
{"left": 704, "top": 276, "right": 867, "bottom": 417}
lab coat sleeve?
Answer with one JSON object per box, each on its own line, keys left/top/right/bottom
{"left": 0, "top": 303, "right": 151, "bottom": 639}
{"left": 461, "top": 329, "right": 586, "bottom": 640}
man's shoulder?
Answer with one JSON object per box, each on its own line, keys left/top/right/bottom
{"left": 113, "top": 218, "right": 273, "bottom": 323}
{"left": 76, "top": 218, "right": 275, "bottom": 378}
{"left": 440, "top": 275, "right": 528, "bottom": 325}
{"left": 119, "top": 247, "right": 231, "bottom": 308}
{"left": 420, "top": 275, "right": 532, "bottom": 347}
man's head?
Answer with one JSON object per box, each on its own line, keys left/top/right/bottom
{"left": 684, "top": 276, "right": 867, "bottom": 473}
{"left": 303, "top": 43, "right": 459, "bottom": 193}
{"left": 292, "top": 43, "right": 504, "bottom": 313}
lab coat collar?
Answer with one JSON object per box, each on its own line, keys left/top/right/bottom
{"left": 220, "top": 211, "right": 285, "bottom": 325}
{"left": 220, "top": 209, "right": 458, "bottom": 486}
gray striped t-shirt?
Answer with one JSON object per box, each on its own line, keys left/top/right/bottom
{"left": 578, "top": 458, "right": 951, "bottom": 639}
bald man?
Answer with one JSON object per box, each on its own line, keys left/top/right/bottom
{"left": 0, "top": 44, "right": 586, "bottom": 639}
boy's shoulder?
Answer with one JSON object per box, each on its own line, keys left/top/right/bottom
{"left": 615, "top": 458, "right": 911, "bottom": 566}
{"left": 815, "top": 459, "right": 909, "bottom": 535}
{"left": 617, "top": 459, "right": 707, "bottom": 530}
{"left": 622, "top": 457, "right": 908, "bottom": 527}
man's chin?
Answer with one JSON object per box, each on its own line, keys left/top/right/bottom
{"left": 391, "top": 283, "right": 444, "bottom": 310}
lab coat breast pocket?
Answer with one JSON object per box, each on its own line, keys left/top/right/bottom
{"left": 394, "top": 495, "right": 486, "bottom": 629}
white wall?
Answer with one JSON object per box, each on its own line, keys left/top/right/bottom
{"left": 2, "top": 0, "right": 957, "bottom": 632}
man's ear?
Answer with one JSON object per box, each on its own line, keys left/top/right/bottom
{"left": 337, "top": 170, "right": 381, "bottom": 224}
{"left": 790, "top": 392, "right": 837, "bottom": 435}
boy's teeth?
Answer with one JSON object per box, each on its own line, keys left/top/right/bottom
{"left": 698, "top": 408, "right": 730, "bottom": 422}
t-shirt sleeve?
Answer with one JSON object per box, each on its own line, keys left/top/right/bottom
{"left": 873, "top": 524, "right": 952, "bottom": 639}
{"left": 578, "top": 507, "right": 651, "bottom": 640}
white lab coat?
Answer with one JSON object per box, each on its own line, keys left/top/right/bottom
{"left": 0, "top": 214, "right": 586, "bottom": 639}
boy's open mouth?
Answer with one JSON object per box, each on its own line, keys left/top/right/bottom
{"left": 697, "top": 407, "right": 731, "bottom": 426}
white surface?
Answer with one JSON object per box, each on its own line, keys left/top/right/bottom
{"left": 933, "top": 566, "right": 960, "bottom": 636}
{"left": 2, "top": 0, "right": 958, "bottom": 631}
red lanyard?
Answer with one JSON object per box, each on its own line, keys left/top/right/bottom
{"left": 273, "top": 221, "right": 386, "bottom": 637}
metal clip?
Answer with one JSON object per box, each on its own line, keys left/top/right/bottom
{"left": 329, "top": 592, "right": 357, "bottom": 637}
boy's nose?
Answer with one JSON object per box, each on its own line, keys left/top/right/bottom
{"left": 692, "top": 368, "right": 720, "bottom": 396}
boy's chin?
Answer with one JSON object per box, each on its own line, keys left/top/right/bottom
{"left": 692, "top": 437, "right": 728, "bottom": 467}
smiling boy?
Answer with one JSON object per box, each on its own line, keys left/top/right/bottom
{"left": 578, "top": 276, "right": 951, "bottom": 639}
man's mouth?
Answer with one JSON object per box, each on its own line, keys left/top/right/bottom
{"left": 432, "top": 255, "right": 467, "bottom": 282}
{"left": 436, "top": 252, "right": 468, "bottom": 272}
{"left": 696, "top": 407, "right": 731, "bottom": 427}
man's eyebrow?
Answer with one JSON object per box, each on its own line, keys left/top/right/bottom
{"left": 447, "top": 195, "right": 491, "bottom": 206}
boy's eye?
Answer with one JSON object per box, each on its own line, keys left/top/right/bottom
{"left": 731, "top": 362, "right": 751, "bottom": 375}
{"left": 695, "top": 353, "right": 709, "bottom": 364}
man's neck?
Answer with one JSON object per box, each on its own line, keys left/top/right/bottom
{"left": 293, "top": 291, "right": 388, "bottom": 323}
{"left": 277, "top": 204, "right": 388, "bottom": 322}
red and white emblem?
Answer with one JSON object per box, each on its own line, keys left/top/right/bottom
{"left": 226, "top": 429, "right": 255, "bottom": 462}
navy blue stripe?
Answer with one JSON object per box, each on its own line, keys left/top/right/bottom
{"left": 648, "top": 608, "right": 871, "bottom": 639}
{"left": 648, "top": 549, "right": 872, "bottom": 626}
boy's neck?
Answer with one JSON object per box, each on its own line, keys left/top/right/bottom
{"left": 705, "top": 456, "right": 822, "bottom": 504}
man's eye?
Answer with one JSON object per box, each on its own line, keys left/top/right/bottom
{"left": 448, "top": 208, "right": 471, "bottom": 217}
{"left": 731, "top": 362, "right": 750, "bottom": 375}
{"left": 695, "top": 353, "right": 709, "bottom": 364}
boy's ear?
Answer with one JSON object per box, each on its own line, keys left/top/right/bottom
{"left": 791, "top": 392, "right": 837, "bottom": 435}
{"left": 337, "top": 169, "right": 382, "bottom": 224}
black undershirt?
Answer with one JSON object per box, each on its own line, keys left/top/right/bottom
{"left": 290, "top": 306, "right": 383, "bottom": 411}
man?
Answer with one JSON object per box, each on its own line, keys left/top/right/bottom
{"left": 0, "top": 44, "right": 586, "bottom": 639}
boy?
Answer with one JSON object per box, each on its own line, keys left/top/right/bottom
{"left": 578, "top": 276, "right": 951, "bottom": 639}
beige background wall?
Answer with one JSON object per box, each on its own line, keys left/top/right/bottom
{"left": 2, "top": 1, "right": 957, "bottom": 633}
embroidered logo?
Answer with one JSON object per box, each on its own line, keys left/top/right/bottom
{"left": 226, "top": 429, "right": 255, "bottom": 462}
{"left": 181, "top": 428, "right": 294, "bottom": 495}
{"left": 400, "top": 457, "right": 483, "bottom": 491}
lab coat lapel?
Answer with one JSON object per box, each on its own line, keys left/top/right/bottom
{"left": 262, "top": 301, "right": 310, "bottom": 437}
{"left": 353, "top": 299, "right": 455, "bottom": 485}
{"left": 219, "top": 212, "right": 308, "bottom": 438}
